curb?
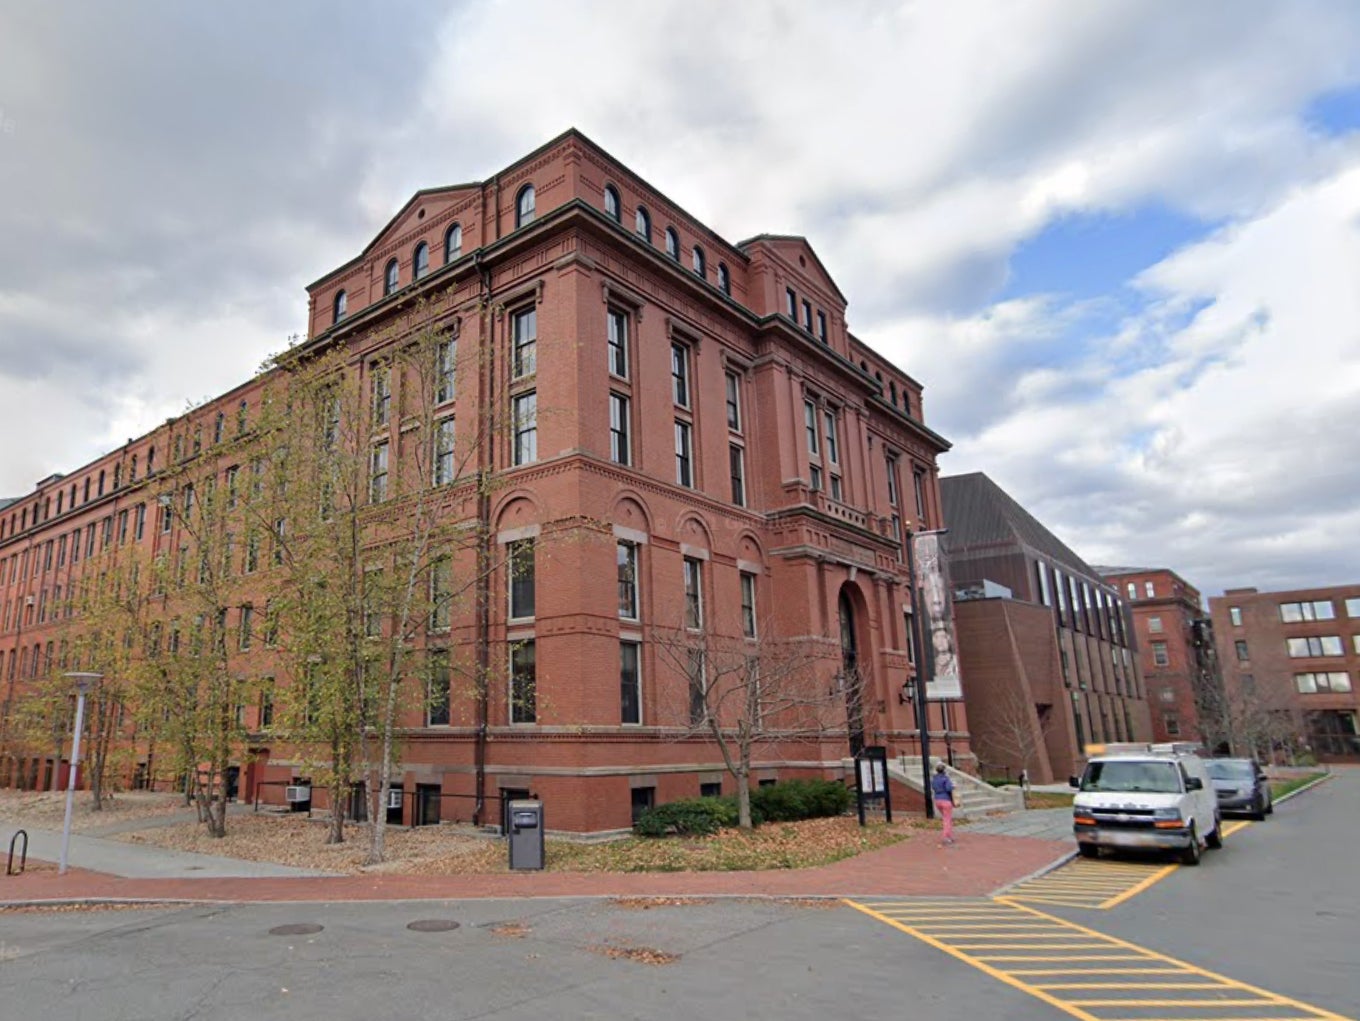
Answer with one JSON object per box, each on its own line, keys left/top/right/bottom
{"left": 1272, "top": 771, "right": 1334, "bottom": 805}
{"left": 987, "top": 848, "right": 1078, "bottom": 899}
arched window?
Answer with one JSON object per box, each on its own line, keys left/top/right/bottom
{"left": 665, "top": 227, "right": 680, "bottom": 261}
{"left": 445, "top": 223, "right": 462, "bottom": 263}
{"left": 333, "top": 290, "right": 347, "bottom": 324}
{"left": 692, "top": 245, "right": 706, "bottom": 278}
{"left": 413, "top": 242, "right": 429, "bottom": 280}
{"left": 717, "top": 263, "right": 730, "bottom": 296}
{"left": 635, "top": 206, "right": 651, "bottom": 242}
{"left": 384, "top": 258, "right": 399, "bottom": 296}
{"left": 604, "top": 185, "right": 621, "bottom": 222}
{"left": 516, "top": 184, "right": 536, "bottom": 227}
{"left": 130, "top": 454, "right": 138, "bottom": 480}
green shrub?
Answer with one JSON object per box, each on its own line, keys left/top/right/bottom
{"left": 633, "top": 779, "right": 851, "bottom": 837}
{"left": 751, "top": 778, "right": 851, "bottom": 822}
{"left": 634, "top": 796, "right": 737, "bottom": 837}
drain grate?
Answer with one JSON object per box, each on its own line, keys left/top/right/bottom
{"left": 407, "top": 919, "right": 461, "bottom": 932}
{"left": 269, "top": 923, "right": 324, "bottom": 936}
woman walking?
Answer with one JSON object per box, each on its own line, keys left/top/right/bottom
{"left": 931, "top": 763, "right": 956, "bottom": 846}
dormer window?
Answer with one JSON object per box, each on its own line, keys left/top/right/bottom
{"left": 635, "top": 206, "right": 651, "bottom": 242}
{"left": 333, "top": 289, "right": 347, "bottom": 324}
{"left": 692, "top": 245, "right": 706, "bottom": 278}
{"left": 516, "top": 184, "right": 536, "bottom": 227}
{"left": 604, "top": 185, "right": 621, "bottom": 222}
{"left": 384, "top": 259, "right": 399, "bottom": 296}
{"left": 445, "top": 223, "right": 462, "bottom": 263}
{"left": 717, "top": 263, "right": 730, "bottom": 296}
{"left": 665, "top": 227, "right": 680, "bottom": 261}
{"left": 413, "top": 242, "right": 430, "bottom": 280}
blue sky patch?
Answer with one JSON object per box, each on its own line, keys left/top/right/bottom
{"left": 999, "top": 203, "right": 1214, "bottom": 303}
{"left": 1304, "top": 84, "right": 1360, "bottom": 136}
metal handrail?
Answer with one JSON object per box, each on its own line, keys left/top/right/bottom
{"left": 7, "top": 829, "right": 28, "bottom": 876}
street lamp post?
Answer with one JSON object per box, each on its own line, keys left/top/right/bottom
{"left": 59, "top": 672, "right": 101, "bottom": 875}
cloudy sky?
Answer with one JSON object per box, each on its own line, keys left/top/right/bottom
{"left": 2, "top": 1, "right": 1359, "bottom": 599}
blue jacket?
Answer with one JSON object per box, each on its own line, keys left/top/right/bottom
{"left": 931, "top": 771, "right": 954, "bottom": 801}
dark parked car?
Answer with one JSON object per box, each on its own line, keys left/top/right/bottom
{"left": 1204, "top": 758, "right": 1273, "bottom": 820}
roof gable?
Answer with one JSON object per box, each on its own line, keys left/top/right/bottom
{"left": 941, "top": 472, "right": 1098, "bottom": 579}
{"left": 738, "top": 234, "right": 847, "bottom": 304}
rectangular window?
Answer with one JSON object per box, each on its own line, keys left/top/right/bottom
{"left": 822, "top": 410, "right": 839, "bottom": 465}
{"left": 436, "top": 336, "right": 457, "bottom": 404}
{"left": 1151, "top": 641, "right": 1169, "bottom": 667}
{"left": 886, "top": 456, "right": 899, "bottom": 506}
{"left": 688, "top": 646, "right": 707, "bottom": 725}
{"left": 1279, "top": 600, "right": 1336, "bottom": 622}
{"left": 225, "top": 465, "right": 239, "bottom": 508}
{"left": 683, "top": 556, "right": 703, "bottom": 630}
{"left": 671, "top": 343, "right": 690, "bottom": 407}
{"left": 913, "top": 467, "right": 927, "bottom": 519}
{"left": 433, "top": 416, "right": 456, "bottom": 485}
{"left": 785, "top": 287, "right": 796, "bottom": 320}
{"left": 674, "top": 421, "right": 693, "bottom": 487}
{"left": 802, "top": 299, "right": 813, "bottom": 332}
{"left": 371, "top": 364, "right": 391, "bottom": 427}
{"left": 512, "top": 307, "right": 537, "bottom": 378}
{"left": 1295, "top": 671, "right": 1352, "bottom": 694}
{"left": 617, "top": 541, "right": 639, "bottom": 620}
{"left": 239, "top": 604, "right": 254, "bottom": 651}
{"left": 508, "top": 539, "right": 536, "bottom": 620}
{"left": 1229, "top": 606, "right": 1243, "bottom": 626}
{"left": 1163, "top": 715, "right": 1181, "bottom": 737}
{"left": 1148, "top": 616, "right": 1163, "bottom": 633}
{"left": 369, "top": 441, "right": 389, "bottom": 502}
{"left": 740, "top": 572, "right": 757, "bottom": 638}
{"left": 1144, "top": 580, "right": 1155, "bottom": 598}
{"left": 512, "top": 392, "right": 537, "bottom": 465}
{"left": 729, "top": 445, "right": 746, "bottom": 507}
{"left": 245, "top": 532, "right": 260, "bottom": 574}
{"left": 607, "top": 309, "right": 628, "bottom": 378}
{"left": 427, "top": 649, "right": 451, "bottom": 726}
{"left": 809, "top": 464, "right": 823, "bottom": 491}
{"left": 1235, "top": 639, "right": 1249, "bottom": 661}
{"left": 1127, "top": 582, "right": 1137, "bottom": 601}
{"left": 1346, "top": 597, "right": 1360, "bottom": 617}
{"left": 804, "top": 399, "right": 819, "bottom": 456}
{"left": 429, "top": 558, "right": 452, "bottom": 631}
{"left": 133, "top": 504, "right": 146, "bottom": 541}
{"left": 620, "top": 641, "right": 642, "bottom": 725}
{"left": 725, "top": 372, "right": 741, "bottom": 431}
{"left": 817, "top": 311, "right": 827, "bottom": 342}
{"left": 510, "top": 640, "right": 537, "bottom": 724}
{"left": 829, "top": 474, "right": 842, "bottom": 502}
{"left": 609, "top": 393, "right": 631, "bottom": 465}
{"left": 1287, "top": 635, "right": 1345, "bottom": 657}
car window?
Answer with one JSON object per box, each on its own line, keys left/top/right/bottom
{"left": 1204, "top": 760, "right": 1255, "bottom": 780}
{"left": 1080, "top": 760, "right": 1182, "bottom": 794}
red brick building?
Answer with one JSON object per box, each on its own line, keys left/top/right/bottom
{"left": 1099, "top": 568, "right": 1222, "bottom": 748}
{"left": 941, "top": 473, "right": 1151, "bottom": 785}
{"left": 0, "top": 130, "right": 965, "bottom": 832}
{"left": 1208, "top": 585, "right": 1360, "bottom": 762}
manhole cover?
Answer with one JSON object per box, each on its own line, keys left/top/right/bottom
{"left": 269, "top": 923, "right": 324, "bottom": 936}
{"left": 407, "top": 919, "right": 461, "bottom": 933}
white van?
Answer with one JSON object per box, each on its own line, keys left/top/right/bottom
{"left": 1070, "top": 743, "right": 1221, "bottom": 864}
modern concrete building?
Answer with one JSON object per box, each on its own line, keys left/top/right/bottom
{"left": 1208, "top": 585, "right": 1360, "bottom": 762}
{"left": 1099, "top": 567, "right": 1223, "bottom": 748}
{"left": 941, "top": 473, "right": 1150, "bottom": 784}
{"left": 0, "top": 130, "right": 965, "bottom": 832}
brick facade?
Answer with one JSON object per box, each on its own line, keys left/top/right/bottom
{"left": 0, "top": 130, "right": 967, "bottom": 832}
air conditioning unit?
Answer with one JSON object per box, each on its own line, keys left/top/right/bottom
{"left": 387, "top": 789, "right": 402, "bottom": 810}
{"left": 284, "top": 784, "right": 311, "bottom": 803}
{"left": 25, "top": 595, "right": 35, "bottom": 607}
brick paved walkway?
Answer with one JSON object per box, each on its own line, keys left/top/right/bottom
{"left": 0, "top": 829, "right": 1070, "bottom": 905}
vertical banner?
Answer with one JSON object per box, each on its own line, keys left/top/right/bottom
{"left": 912, "top": 530, "right": 964, "bottom": 700}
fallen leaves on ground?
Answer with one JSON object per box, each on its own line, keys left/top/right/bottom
{"left": 0, "top": 790, "right": 187, "bottom": 832}
{"left": 612, "top": 896, "right": 713, "bottom": 909}
{"left": 490, "top": 922, "right": 531, "bottom": 938}
{"left": 589, "top": 944, "right": 680, "bottom": 965}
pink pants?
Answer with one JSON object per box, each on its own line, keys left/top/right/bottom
{"left": 935, "top": 798, "right": 954, "bottom": 841}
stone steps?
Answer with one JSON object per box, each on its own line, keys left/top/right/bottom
{"left": 890, "top": 756, "right": 1023, "bottom": 819}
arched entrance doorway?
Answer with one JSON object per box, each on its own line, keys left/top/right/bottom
{"left": 838, "top": 588, "right": 867, "bottom": 756}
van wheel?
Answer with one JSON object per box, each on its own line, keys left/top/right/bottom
{"left": 1078, "top": 844, "right": 1099, "bottom": 859}
{"left": 1206, "top": 817, "right": 1223, "bottom": 849}
{"left": 1180, "top": 823, "right": 1201, "bottom": 865}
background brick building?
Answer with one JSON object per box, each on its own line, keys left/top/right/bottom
{"left": 1099, "top": 567, "right": 1223, "bottom": 748}
{"left": 0, "top": 130, "right": 967, "bottom": 832}
{"left": 1208, "top": 585, "right": 1360, "bottom": 762}
{"left": 942, "top": 473, "right": 1150, "bottom": 784}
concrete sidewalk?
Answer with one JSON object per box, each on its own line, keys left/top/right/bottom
{"left": 2, "top": 823, "right": 338, "bottom": 880}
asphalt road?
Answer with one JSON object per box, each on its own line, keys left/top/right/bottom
{"left": 0, "top": 771, "right": 1351, "bottom": 1021}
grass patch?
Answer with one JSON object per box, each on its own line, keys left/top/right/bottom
{"left": 1024, "top": 791, "right": 1074, "bottom": 809}
{"left": 1270, "top": 772, "right": 1327, "bottom": 799}
{"left": 544, "top": 817, "right": 911, "bottom": 873}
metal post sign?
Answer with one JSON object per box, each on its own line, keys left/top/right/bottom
{"left": 854, "top": 745, "right": 892, "bottom": 826}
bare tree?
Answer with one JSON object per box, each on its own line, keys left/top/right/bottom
{"left": 972, "top": 686, "right": 1052, "bottom": 795}
{"left": 652, "top": 622, "right": 843, "bottom": 830}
